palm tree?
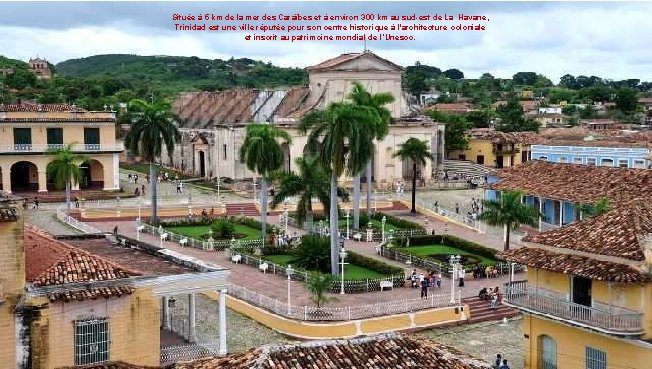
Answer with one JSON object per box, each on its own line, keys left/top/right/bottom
{"left": 239, "top": 124, "right": 292, "bottom": 241}
{"left": 46, "top": 144, "right": 89, "bottom": 214}
{"left": 124, "top": 99, "right": 180, "bottom": 224}
{"left": 305, "top": 273, "right": 337, "bottom": 308}
{"left": 300, "top": 102, "right": 377, "bottom": 274}
{"left": 348, "top": 82, "right": 394, "bottom": 225}
{"left": 392, "top": 138, "right": 432, "bottom": 214}
{"left": 270, "top": 156, "right": 349, "bottom": 229}
{"left": 478, "top": 190, "right": 543, "bottom": 251}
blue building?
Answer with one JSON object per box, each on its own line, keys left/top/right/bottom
{"left": 530, "top": 144, "right": 650, "bottom": 169}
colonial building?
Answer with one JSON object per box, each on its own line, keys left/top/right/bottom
{"left": 0, "top": 200, "right": 230, "bottom": 369}
{"left": 165, "top": 51, "right": 446, "bottom": 186}
{"left": 0, "top": 103, "right": 122, "bottom": 193}
{"left": 447, "top": 128, "right": 538, "bottom": 168}
{"left": 489, "top": 160, "right": 652, "bottom": 369}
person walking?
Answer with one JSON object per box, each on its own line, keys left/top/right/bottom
{"left": 436, "top": 272, "right": 442, "bottom": 288}
{"left": 458, "top": 267, "right": 466, "bottom": 287}
{"left": 498, "top": 359, "right": 510, "bottom": 369}
{"left": 113, "top": 226, "right": 118, "bottom": 236}
{"left": 493, "top": 354, "right": 502, "bottom": 369}
{"left": 420, "top": 276, "right": 429, "bottom": 299}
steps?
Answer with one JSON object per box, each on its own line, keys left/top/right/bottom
{"left": 443, "top": 159, "right": 496, "bottom": 179}
{"left": 462, "top": 296, "right": 520, "bottom": 324}
{"left": 225, "top": 203, "right": 260, "bottom": 216}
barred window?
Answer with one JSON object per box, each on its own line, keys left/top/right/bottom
{"left": 585, "top": 347, "right": 607, "bottom": 369}
{"left": 74, "top": 318, "right": 109, "bottom": 365}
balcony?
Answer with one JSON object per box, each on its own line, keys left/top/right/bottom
{"left": 492, "top": 146, "right": 521, "bottom": 155}
{"left": 0, "top": 143, "right": 124, "bottom": 153}
{"left": 505, "top": 282, "right": 644, "bottom": 335}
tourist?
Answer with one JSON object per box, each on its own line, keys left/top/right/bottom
{"left": 33, "top": 197, "right": 39, "bottom": 209}
{"left": 176, "top": 181, "right": 182, "bottom": 194}
{"left": 433, "top": 201, "right": 438, "bottom": 212}
{"left": 134, "top": 174, "right": 139, "bottom": 184}
{"left": 478, "top": 287, "right": 489, "bottom": 300}
{"left": 179, "top": 181, "right": 184, "bottom": 194}
{"left": 75, "top": 197, "right": 80, "bottom": 208}
{"left": 498, "top": 359, "right": 510, "bottom": 369}
{"left": 436, "top": 272, "right": 442, "bottom": 288}
{"left": 455, "top": 203, "right": 460, "bottom": 214}
{"left": 141, "top": 184, "right": 146, "bottom": 196}
{"left": 493, "top": 354, "right": 502, "bottom": 369}
{"left": 410, "top": 269, "right": 418, "bottom": 289}
{"left": 113, "top": 226, "right": 118, "bottom": 236}
{"left": 128, "top": 173, "right": 132, "bottom": 183}
{"left": 458, "top": 267, "right": 465, "bottom": 287}
{"left": 420, "top": 276, "right": 429, "bottom": 299}
{"left": 134, "top": 187, "right": 140, "bottom": 196}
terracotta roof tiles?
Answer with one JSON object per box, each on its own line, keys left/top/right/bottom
{"left": 0, "top": 103, "right": 86, "bottom": 112}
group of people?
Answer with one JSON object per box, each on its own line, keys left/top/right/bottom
{"left": 127, "top": 173, "right": 141, "bottom": 184}
{"left": 493, "top": 354, "right": 511, "bottom": 369}
{"left": 22, "top": 197, "right": 39, "bottom": 210}
{"left": 478, "top": 286, "right": 502, "bottom": 309}
{"left": 409, "top": 269, "right": 443, "bottom": 299}
{"left": 471, "top": 264, "right": 501, "bottom": 279}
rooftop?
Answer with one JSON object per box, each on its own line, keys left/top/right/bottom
{"left": 306, "top": 51, "right": 403, "bottom": 72}
{"left": 467, "top": 128, "right": 539, "bottom": 145}
{"left": 490, "top": 160, "right": 652, "bottom": 204}
{"left": 0, "top": 103, "right": 86, "bottom": 112}
{"left": 428, "top": 103, "right": 475, "bottom": 113}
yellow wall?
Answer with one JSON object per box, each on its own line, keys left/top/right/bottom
{"left": 527, "top": 268, "right": 570, "bottom": 295}
{"left": 208, "top": 292, "right": 467, "bottom": 340}
{"left": 523, "top": 315, "right": 652, "bottom": 369}
{"left": 449, "top": 139, "right": 530, "bottom": 168}
{"left": 0, "top": 302, "right": 17, "bottom": 369}
{"left": 28, "top": 288, "right": 160, "bottom": 369}
{"left": 0, "top": 123, "right": 116, "bottom": 147}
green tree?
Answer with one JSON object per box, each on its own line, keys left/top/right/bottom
{"left": 496, "top": 96, "right": 540, "bottom": 132}
{"left": 579, "top": 104, "right": 598, "bottom": 119}
{"left": 614, "top": 87, "right": 638, "bottom": 113}
{"left": 578, "top": 197, "right": 610, "bottom": 219}
{"left": 405, "top": 70, "right": 428, "bottom": 96}
{"left": 305, "top": 273, "right": 336, "bottom": 308}
{"left": 291, "top": 235, "right": 331, "bottom": 273}
{"left": 46, "top": 144, "right": 89, "bottom": 214}
{"left": 348, "top": 81, "right": 394, "bottom": 225}
{"left": 300, "top": 102, "right": 376, "bottom": 274}
{"left": 270, "top": 156, "right": 349, "bottom": 229}
{"left": 443, "top": 68, "right": 464, "bottom": 80}
{"left": 478, "top": 190, "right": 542, "bottom": 251}
{"left": 465, "top": 109, "right": 492, "bottom": 128}
{"left": 512, "top": 72, "right": 537, "bottom": 86}
{"left": 392, "top": 138, "right": 432, "bottom": 214}
{"left": 426, "top": 110, "right": 471, "bottom": 153}
{"left": 124, "top": 99, "right": 181, "bottom": 224}
{"left": 5, "top": 69, "right": 37, "bottom": 89}
{"left": 239, "top": 124, "right": 292, "bottom": 242}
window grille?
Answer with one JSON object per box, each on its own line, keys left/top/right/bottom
{"left": 585, "top": 347, "right": 607, "bottom": 369}
{"left": 74, "top": 318, "right": 109, "bottom": 365}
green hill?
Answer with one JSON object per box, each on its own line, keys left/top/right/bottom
{"left": 55, "top": 54, "right": 307, "bottom": 94}
{"left": 0, "top": 56, "right": 28, "bottom": 69}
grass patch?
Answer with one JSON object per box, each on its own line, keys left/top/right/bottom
{"left": 335, "top": 218, "right": 399, "bottom": 231}
{"left": 166, "top": 224, "right": 262, "bottom": 240}
{"left": 263, "top": 254, "right": 385, "bottom": 280}
{"left": 402, "top": 244, "right": 497, "bottom": 266}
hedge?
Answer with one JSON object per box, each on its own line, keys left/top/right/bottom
{"left": 159, "top": 216, "right": 273, "bottom": 234}
{"left": 345, "top": 251, "right": 404, "bottom": 276}
{"left": 394, "top": 234, "right": 498, "bottom": 259}
{"left": 312, "top": 211, "right": 423, "bottom": 230}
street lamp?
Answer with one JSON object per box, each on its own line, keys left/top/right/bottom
{"left": 286, "top": 264, "right": 294, "bottom": 315}
{"left": 449, "top": 255, "right": 461, "bottom": 304}
{"left": 374, "top": 189, "right": 378, "bottom": 212}
{"left": 339, "top": 247, "right": 348, "bottom": 295}
{"left": 284, "top": 200, "right": 289, "bottom": 233}
{"left": 216, "top": 177, "right": 221, "bottom": 204}
{"left": 424, "top": 217, "right": 429, "bottom": 234}
{"left": 381, "top": 216, "right": 387, "bottom": 242}
{"left": 344, "top": 207, "right": 351, "bottom": 239}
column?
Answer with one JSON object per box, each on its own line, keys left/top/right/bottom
{"left": 538, "top": 197, "right": 543, "bottom": 231}
{"left": 218, "top": 289, "right": 227, "bottom": 355}
{"left": 162, "top": 296, "right": 171, "bottom": 330}
{"left": 188, "top": 293, "right": 196, "bottom": 343}
{"left": 37, "top": 170, "right": 47, "bottom": 192}
{"left": 2, "top": 167, "right": 11, "bottom": 193}
{"left": 559, "top": 200, "right": 563, "bottom": 226}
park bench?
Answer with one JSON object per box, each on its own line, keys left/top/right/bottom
{"left": 231, "top": 254, "right": 242, "bottom": 264}
{"left": 259, "top": 262, "right": 269, "bottom": 273}
{"left": 160, "top": 233, "right": 169, "bottom": 241}
{"left": 353, "top": 233, "right": 363, "bottom": 241}
{"left": 380, "top": 281, "right": 393, "bottom": 291}
{"left": 179, "top": 238, "right": 188, "bottom": 247}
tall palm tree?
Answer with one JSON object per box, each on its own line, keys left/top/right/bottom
{"left": 124, "top": 99, "right": 180, "bottom": 224}
{"left": 348, "top": 82, "right": 394, "bottom": 224}
{"left": 478, "top": 190, "right": 543, "bottom": 251}
{"left": 270, "top": 156, "right": 349, "bottom": 229}
{"left": 239, "top": 124, "right": 292, "bottom": 241}
{"left": 392, "top": 138, "right": 432, "bottom": 214}
{"left": 46, "top": 144, "right": 89, "bottom": 214}
{"left": 301, "top": 102, "right": 377, "bottom": 274}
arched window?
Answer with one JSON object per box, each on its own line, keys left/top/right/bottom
{"left": 539, "top": 335, "right": 557, "bottom": 369}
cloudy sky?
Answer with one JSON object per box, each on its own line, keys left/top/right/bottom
{"left": 1, "top": 1, "right": 651, "bottom": 82}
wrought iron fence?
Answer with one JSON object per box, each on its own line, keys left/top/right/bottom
{"left": 160, "top": 342, "right": 221, "bottom": 367}
{"left": 137, "top": 221, "right": 263, "bottom": 251}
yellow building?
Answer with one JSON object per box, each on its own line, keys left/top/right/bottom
{"left": 0, "top": 199, "right": 229, "bottom": 369}
{"left": 0, "top": 103, "right": 122, "bottom": 193}
{"left": 494, "top": 166, "right": 652, "bottom": 368}
{"left": 448, "top": 129, "right": 538, "bottom": 168}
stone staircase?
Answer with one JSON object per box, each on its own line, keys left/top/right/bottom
{"left": 462, "top": 296, "right": 520, "bottom": 324}
{"left": 225, "top": 203, "right": 260, "bottom": 216}
{"left": 443, "top": 159, "right": 496, "bottom": 179}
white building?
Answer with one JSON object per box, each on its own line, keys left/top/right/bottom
{"left": 164, "top": 51, "right": 445, "bottom": 187}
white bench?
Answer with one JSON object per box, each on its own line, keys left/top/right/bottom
{"left": 136, "top": 225, "right": 145, "bottom": 233}
{"left": 231, "top": 254, "right": 242, "bottom": 264}
{"left": 160, "top": 233, "right": 169, "bottom": 241}
{"left": 179, "top": 238, "right": 188, "bottom": 247}
{"left": 353, "top": 233, "right": 363, "bottom": 241}
{"left": 259, "top": 262, "right": 269, "bottom": 273}
{"left": 380, "top": 281, "right": 393, "bottom": 291}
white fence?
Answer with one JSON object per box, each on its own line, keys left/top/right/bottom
{"left": 56, "top": 206, "right": 104, "bottom": 234}
{"left": 136, "top": 221, "right": 263, "bottom": 251}
{"left": 160, "top": 342, "right": 220, "bottom": 367}
{"left": 227, "top": 284, "right": 458, "bottom": 321}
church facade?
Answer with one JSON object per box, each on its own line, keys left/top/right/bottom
{"left": 165, "top": 52, "right": 445, "bottom": 188}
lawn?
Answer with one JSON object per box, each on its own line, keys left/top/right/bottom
{"left": 335, "top": 218, "right": 400, "bottom": 231}
{"left": 402, "top": 244, "right": 497, "bottom": 266}
{"left": 166, "top": 224, "right": 262, "bottom": 240}
{"left": 263, "top": 254, "right": 386, "bottom": 280}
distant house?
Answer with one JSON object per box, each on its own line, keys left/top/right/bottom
{"left": 419, "top": 88, "right": 442, "bottom": 106}
{"left": 638, "top": 97, "right": 652, "bottom": 111}
{"left": 0, "top": 66, "right": 14, "bottom": 77}
{"left": 427, "top": 102, "right": 475, "bottom": 114}
{"left": 580, "top": 119, "right": 627, "bottom": 131}
{"left": 525, "top": 109, "right": 565, "bottom": 128}
{"left": 517, "top": 90, "right": 534, "bottom": 99}
{"left": 447, "top": 128, "right": 538, "bottom": 168}
{"left": 491, "top": 99, "right": 540, "bottom": 112}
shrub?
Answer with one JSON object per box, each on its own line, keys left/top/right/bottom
{"left": 371, "top": 213, "right": 423, "bottom": 230}
{"left": 290, "top": 235, "right": 331, "bottom": 273}
{"left": 346, "top": 251, "right": 404, "bottom": 275}
{"left": 305, "top": 273, "right": 337, "bottom": 307}
{"left": 396, "top": 234, "right": 498, "bottom": 259}
{"left": 234, "top": 216, "right": 274, "bottom": 234}
{"left": 211, "top": 219, "right": 235, "bottom": 239}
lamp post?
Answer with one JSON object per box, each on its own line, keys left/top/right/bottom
{"left": 374, "top": 189, "right": 378, "bottom": 212}
{"left": 424, "top": 217, "right": 429, "bottom": 234}
{"left": 216, "top": 178, "right": 221, "bottom": 204}
{"left": 344, "top": 207, "right": 351, "bottom": 240}
{"left": 449, "top": 255, "right": 461, "bottom": 304}
{"left": 339, "top": 247, "right": 348, "bottom": 294}
{"left": 381, "top": 216, "right": 387, "bottom": 242}
{"left": 286, "top": 264, "right": 294, "bottom": 315}
{"left": 284, "top": 200, "right": 289, "bottom": 233}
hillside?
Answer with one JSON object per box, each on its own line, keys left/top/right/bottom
{"left": 55, "top": 54, "right": 307, "bottom": 93}
{"left": 0, "top": 56, "right": 28, "bottom": 69}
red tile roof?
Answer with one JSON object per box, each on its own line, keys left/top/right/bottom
{"left": 306, "top": 52, "right": 403, "bottom": 72}
{"left": 523, "top": 200, "right": 651, "bottom": 261}
{"left": 174, "top": 334, "right": 492, "bottom": 369}
{"left": 468, "top": 129, "right": 538, "bottom": 144}
{"left": 0, "top": 103, "right": 86, "bottom": 112}
{"left": 491, "top": 160, "right": 652, "bottom": 204}
{"left": 24, "top": 226, "right": 140, "bottom": 302}
{"left": 498, "top": 247, "right": 648, "bottom": 283}
{"left": 429, "top": 103, "right": 475, "bottom": 113}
